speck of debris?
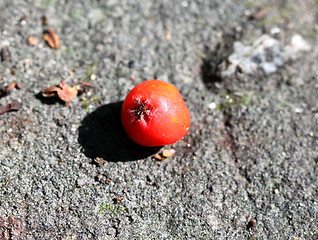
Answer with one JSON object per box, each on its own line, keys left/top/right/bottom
{"left": 162, "top": 149, "right": 176, "bottom": 158}
{"left": 97, "top": 174, "right": 112, "bottom": 185}
{"left": 128, "top": 60, "right": 135, "bottom": 68}
{"left": 246, "top": 219, "right": 256, "bottom": 230}
{"left": 93, "top": 157, "right": 107, "bottom": 166}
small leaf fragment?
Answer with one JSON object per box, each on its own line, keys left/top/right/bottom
{"left": 154, "top": 149, "right": 176, "bottom": 161}
{"left": 0, "top": 101, "right": 22, "bottom": 115}
{"left": 6, "top": 82, "right": 22, "bottom": 92}
{"left": 77, "top": 82, "right": 97, "bottom": 95}
{"left": 153, "top": 153, "right": 162, "bottom": 160}
{"left": 43, "top": 28, "right": 60, "bottom": 49}
{"left": 42, "top": 86, "right": 60, "bottom": 97}
{"left": 42, "top": 81, "right": 78, "bottom": 105}
{"left": 27, "top": 35, "right": 39, "bottom": 46}
{"left": 162, "top": 149, "right": 176, "bottom": 158}
{"left": 57, "top": 81, "right": 78, "bottom": 105}
{"left": 94, "top": 157, "right": 107, "bottom": 166}
{"left": 0, "top": 82, "right": 21, "bottom": 98}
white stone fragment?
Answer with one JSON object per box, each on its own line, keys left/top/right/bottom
{"left": 294, "top": 108, "right": 304, "bottom": 113}
{"left": 77, "top": 177, "right": 87, "bottom": 186}
{"left": 261, "top": 62, "right": 277, "bottom": 75}
{"left": 222, "top": 34, "right": 311, "bottom": 76}
{"left": 289, "top": 34, "right": 311, "bottom": 52}
{"left": 208, "top": 102, "right": 216, "bottom": 109}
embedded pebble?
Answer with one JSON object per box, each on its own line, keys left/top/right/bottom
{"left": 208, "top": 102, "right": 216, "bottom": 109}
{"left": 222, "top": 34, "right": 311, "bottom": 76}
{"left": 77, "top": 178, "right": 87, "bottom": 187}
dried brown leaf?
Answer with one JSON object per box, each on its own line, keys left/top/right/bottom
{"left": 57, "top": 81, "right": 78, "bottom": 105}
{"left": 4, "top": 83, "right": 14, "bottom": 93}
{"left": 6, "top": 82, "right": 22, "bottom": 93}
{"left": 42, "top": 86, "right": 60, "bottom": 97}
{"left": 0, "top": 101, "right": 21, "bottom": 115}
{"left": 43, "top": 28, "right": 60, "bottom": 49}
{"left": 42, "top": 81, "right": 78, "bottom": 105}
{"left": 0, "top": 82, "right": 21, "bottom": 98}
{"left": 153, "top": 153, "right": 162, "bottom": 160}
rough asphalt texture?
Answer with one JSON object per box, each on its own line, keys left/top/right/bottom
{"left": 0, "top": 0, "right": 317, "bottom": 239}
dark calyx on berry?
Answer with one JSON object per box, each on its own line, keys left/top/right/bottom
{"left": 132, "top": 99, "right": 152, "bottom": 121}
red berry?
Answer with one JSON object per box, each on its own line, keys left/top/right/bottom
{"left": 121, "top": 79, "right": 191, "bottom": 147}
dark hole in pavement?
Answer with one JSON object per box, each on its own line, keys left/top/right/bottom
{"left": 78, "top": 101, "right": 161, "bottom": 162}
{"left": 201, "top": 32, "right": 240, "bottom": 91}
{"left": 200, "top": 45, "right": 224, "bottom": 91}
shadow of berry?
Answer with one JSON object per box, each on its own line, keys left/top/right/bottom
{"left": 78, "top": 101, "right": 161, "bottom": 162}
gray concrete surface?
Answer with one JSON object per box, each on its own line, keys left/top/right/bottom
{"left": 0, "top": 0, "right": 317, "bottom": 239}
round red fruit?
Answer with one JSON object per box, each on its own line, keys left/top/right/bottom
{"left": 121, "top": 79, "right": 191, "bottom": 147}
